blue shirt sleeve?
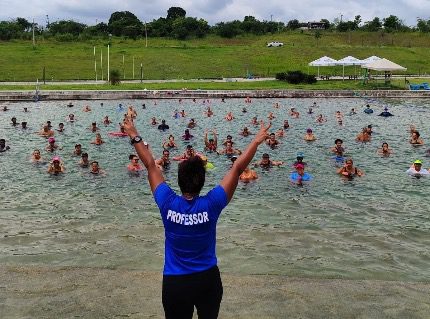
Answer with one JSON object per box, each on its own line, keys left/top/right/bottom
{"left": 206, "top": 185, "right": 228, "bottom": 214}
{"left": 154, "top": 182, "right": 176, "bottom": 211}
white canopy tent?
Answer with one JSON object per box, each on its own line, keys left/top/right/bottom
{"left": 361, "top": 58, "right": 407, "bottom": 72}
{"left": 308, "top": 56, "right": 338, "bottom": 77}
{"left": 361, "top": 56, "right": 382, "bottom": 64}
{"left": 336, "top": 56, "right": 366, "bottom": 79}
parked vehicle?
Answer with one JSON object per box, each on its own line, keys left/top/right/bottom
{"left": 267, "top": 41, "right": 284, "bottom": 47}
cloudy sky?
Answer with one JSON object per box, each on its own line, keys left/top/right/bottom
{"left": 1, "top": 0, "right": 428, "bottom": 26}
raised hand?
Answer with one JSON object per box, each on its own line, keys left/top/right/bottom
{"left": 253, "top": 121, "right": 272, "bottom": 145}
{"left": 123, "top": 117, "right": 139, "bottom": 138}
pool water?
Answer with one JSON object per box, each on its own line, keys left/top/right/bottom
{"left": 0, "top": 97, "right": 429, "bottom": 282}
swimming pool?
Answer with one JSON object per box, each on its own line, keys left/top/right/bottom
{"left": 0, "top": 97, "right": 429, "bottom": 282}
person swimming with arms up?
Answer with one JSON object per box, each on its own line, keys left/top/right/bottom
{"left": 204, "top": 129, "right": 218, "bottom": 152}
{"left": 290, "top": 163, "right": 312, "bottom": 186}
{"left": 47, "top": 156, "right": 65, "bottom": 175}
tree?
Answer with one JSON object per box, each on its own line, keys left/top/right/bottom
{"left": 48, "top": 20, "right": 86, "bottom": 36}
{"left": 383, "top": 15, "right": 402, "bottom": 32}
{"left": 214, "top": 21, "right": 242, "bottom": 38}
{"left": 110, "top": 69, "right": 121, "bottom": 85}
{"left": 362, "top": 17, "right": 382, "bottom": 31}
{"left": 287, "top": 19, "right": 300, "bottom": 30}
{"left": 16, "top": 18, "right": 31, "bottom": 32}
{"left": 167, "top": 7, "right": 186, "bottom": 20}
{"left": 314, "top": 30, "right": 322, "bottom": 47}
{"left": 320, "top": 19, "right": 331, "bottom": 30}
{"left": 417, "top": 18, "right": 430, "bottom": 33}
{"left": 108, "top": 11, "right": 142, "bottom": 37}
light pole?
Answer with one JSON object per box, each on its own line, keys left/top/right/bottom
{"left": 140, "top": 63, "right": 143, "bottom": 83}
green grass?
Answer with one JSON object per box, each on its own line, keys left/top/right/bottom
{"left": 0, "top": 31, "right": 429, "bottom": 81}
{"left": 0, "top": 78, "right": 412, "bottom": 91}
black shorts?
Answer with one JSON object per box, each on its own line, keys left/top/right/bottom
{"left": 162, "top": 265, "right": 223, "bottom": 319}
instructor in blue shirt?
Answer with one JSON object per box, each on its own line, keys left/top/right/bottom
{"left": 123, "top": 117, "right": 271, "bottom": 319}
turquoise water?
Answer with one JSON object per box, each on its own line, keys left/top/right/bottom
{"left": 0, "top": 98, "right": 429, "bottom": 282}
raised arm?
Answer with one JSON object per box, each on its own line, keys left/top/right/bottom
{"left": 123, "top": 118, "right": 165, "bottom": 193}
{"left": 212, "top": 129, "right": 218, "bottom": 147}
{"left": 204, "top": 130, "right": 209, "bottom": 147}
{"left": 220, "top": 121, "right": 271, "bottom": 202}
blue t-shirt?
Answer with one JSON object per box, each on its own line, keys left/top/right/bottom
{"left": 290, "top": 172, "right": 312, "bottom": 182}
{"left": 154, "top": 182, "right": 228, "bottom": 275}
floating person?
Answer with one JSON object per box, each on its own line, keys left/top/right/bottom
{"left": 67, "top": 114, "right": 76, "bottom": 122}
{"left": 250, "top": 116, "right": 258, "bottom": 125}
{"left": 377, "top": 142, "right": 393, "bottom": 157}
{"left": 266, "top": 133, "right": 280, "bottom": 148}
{"left": 91, "top": 133, "right": 105, "bottom": 145}
{"left": 267, "top": 112, "right": 275, "bottom": 120}
{"left": 11, "top": 117, "right": 18, "bottom": 126}
{"left": 337, "top": 158, "right": 364, "bottom": 179}
{"left": 406, "top": 160, "right": 429, "bottom": 178}
{"left": 378, "top": 107, "right": 394, "bottom": 117}
{"left": 47, "top": 156, "right": 65, "bottom": 175}
{"left": 290, "top": 163, "right": 312, "bottom": 186}
{"left": 82, "top": 105, "right": 92, "bottom": 112}
{"left": 187, "top": 118, "right": 196, "bottom": 129}
{"left": 155, "top": 149, "right": 171, "bottom": 171}
{"left": 364, "top": 104, "right": 374, "bottom": 114}
{"left": 31, "top": 149, "right": 44, "bottom": 163}
{"left": 217, "top": 141, "right": 242, "bottom": 156}
{"left": 349, "top": 108, "right": 357, "bottom": 115}
{"left": 151, "top": 117, "right": 158, "bottom": 126}
{"left": 67, "top": 102, "right": 74, "bottom": 107}
{"left": 73, "top": 144, "right": 82, "bottom": 156}
{"left": 21, "top": 122, "right": 28, "bottom": 130}
{"left": 204, "top": 107, "right": 214, "bottom": 117}
{"left": 103, "top": 116, "right": 112, "bottom": 125}
{"left": 315, "top": 114, "right": 326, "bottom": 123}
{"left": 225, "top": 111, "right": 234, "bottom": 121}
{"left": 239, "top": 127, "right": 252, "bottom": 137}
{"left": 356, "top": 127, "right": 371, "bottom": 143}
{"left": 57, "top": 123, "right": 65, "bottom": 132}
{"left": 182, "top": 129, "right": 194, "bottom": 141}
{"left": 45, "top": 137, "right": 60, "bottom": 152}
{"left": 90, "top": 161, "right": 105, "bottom": 175}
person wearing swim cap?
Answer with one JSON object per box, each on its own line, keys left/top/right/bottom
{"left": 45, "top": 137, "right": 59, "bottom": 152}
{"left": 290, "top": 163, "right": 312, "bottom": 186}
{"left": 304, "top": 128, "right": 316, "bottom": 141}
{"left": 47, "top": 156, "right": 65, "bottom": 174}
{"left": 406, "top": 160, "right": 429, "bottom": 177}
{"left": 79, "top": 153, "right": 90, "bottom": 167}
{"left": 122, "top": 116, "right": 272, "bottom": 319}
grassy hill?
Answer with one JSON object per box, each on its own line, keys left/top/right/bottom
{"left": 0, "top": 31, "right": 429, "bottom": 82}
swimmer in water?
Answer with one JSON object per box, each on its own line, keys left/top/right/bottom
{"left": 47, "top": 156, "right": 65, "bottom": 174}
{"left": 57, "top": 123, "right": 65, "bottom": 132}
{"left": 187, "top": 118, "right": 196, "bottom": 129}
{"left": 225, "top": 112, "right": 234, "bottom": 121}
{"left": 240, "top": 127, "right": 252, "bottom": 137}
{"left": 0, "top": 139, "right": 10, "bottom": 152}
{"left": 90, "top": 161, "right": 105, "bottom": 175}
{"left": 290, "top": 163, "right": 312, "bottom": 186}
{"left": 267, "top": 112, "right": 275, "bottom": 120}
{"left": 315, "top": 114, "right": 326, "bottom": 123}
{"left": 378, "top": 107, "right": 393, "bottom": 117}
{"left": 39, "top": 125, "right": 55, "bottom": 138}
{"left": 158, "top": 120, "right": 170, "bottom": 131}
{"left": 204, "top": 107, "right": 214, "bottom": 117}
{"left": 103, "top": 116, "right": 112, "bottom": 125}
{"left": 21, "top": 122, "right": 28, "bottom": 130}
{"left": 180, "top": 110, "right": 186, "bottom": 117}
{"left": 31, "top": 149, "right": 44, "bottom": 163}
{"left": 276, "top": 128, "right": 285, "bottom": 138}
{"left": 377, "top": 142, "right": 393, "bottom": 156}
{"left": 307, "top": 107, "right": 314, "bottom": 115}
{"left": 304, "top": 128, "right": 316, "bottom": 141}
{"left": 289, "top": 108, "right": 300, "bottom": 118}
{"left": 82, "top": 105, "right": 92, "bottom": 112}
{"left": 251, "top": 117, "right": 258, "bottom": 125}
{"left": 11, "top": 117, "right": 18, "bottom": 126}
{"left": 349, "top": 108, "right": 357, "bottom": 115}
{"left": 337, "top": 158, "right": 364, "bottom": 178}
{"left": 242, "top": 107, "right": 247, "bottom": 113}
{"left": 364, "top": 104, "right": 373, "bottom": 114}
{"left": 163, "top": 135, "right": 177, "bottom": 149}
{"left": 173, "top": 145, "right": 196, "bottom": 161}
{"left": 45, "top": 137, "right": 60, "bottom": 152}
{"left": 151, "top": 117, "right": 158, "bottom": 126}
{"left": 155, "top": 149, "right": 171, "bottom": 171}
{"left": 204, "top": 129, "right": 218, "bottom": 152}
{"left": 293, "top": 152, "right": 307, "bottom": 168}
{"left": 406, "top": 160, "right": 429, "bottom": 178}
{"left": 182, "top": 129, "right": 194, "bottom": 141}
{"left": 239, "top": 167, "right": 258, "bottom": 182}
{"left": 253, "top": 153, "right": 283, "bottom": 168}
{"left": 410, "top": 131, "right": 424, "bottom": 145}
{"left": 331, "top": 139, "right": 345, "bottom": 154}
{"left": 127, "top": 154, "right": 144, "bottom": 172}
{"left": 127, "top": 106, "right": 137, "bottom": 119}
{"left": 283, "top": 120, "right": 290, "bottom": 129}
{"left": 222, "top": 135, "right": 234, "bottom": 147}
{"left": 73, "top": 144, "right": 82, "bottom": 156}
{"left": 335, "top": 111, "right": 344, "bottom": 125}
{"left": 67, "top": 114, "right": 76, "bottom": 122}
{"left": 217, "top": 141, "right": 242, "bottom": 156}
{"left": 89, "top": 122, "right": 100, "bottom": 133}
{"left": 356, "top": 128, "right": 371, "bottom": 143}
{"left": 79, "top": 153, "right": 90, "bottom": 167}
{"left": 273, "top": 102, "right": 280, "bottom": 109}
{"left": 265, "top": 133, "right": 280, "bottom": 148}
{"left": 91, "top": 133, "right": 105, "bottom": 145}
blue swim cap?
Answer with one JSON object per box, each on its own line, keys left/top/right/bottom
{"left": 296, "top": 152, "right": 304, "bottom": 158}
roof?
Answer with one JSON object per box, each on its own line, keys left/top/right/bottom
{"left": 308, "top": 56, "right": 338, "bottom": 66}
{"left": 361, "top": 58, "right": 407, "bottom": 71}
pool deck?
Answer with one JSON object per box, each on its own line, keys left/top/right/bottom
{"left": 1, "top": 265, "right": 429, "bottom": 318}
{"left": 1, "top": 89, "right": 430, "bottom": 101}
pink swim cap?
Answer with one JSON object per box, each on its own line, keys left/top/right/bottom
{"left": 48, "top": 137, "right": 55, "bottom": 143}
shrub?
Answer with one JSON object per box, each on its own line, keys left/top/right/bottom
{"left": 276, "top": 71, "right": 316, "bottom": 84}
{"left": 109, "top": 69, "right": 121, "bottom": 85}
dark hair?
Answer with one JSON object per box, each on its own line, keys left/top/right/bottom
{"left": 414, "top": 131, "right": 420, "bottom": 137}
{"left": 82, "top": 152, "right": 88, "bottom": 157}
{"left": 129, "top": 154, "right": 136, "bottom": 160}
{"left": 262, "top": 153, "right": 270, "bottom": 158}
{"left": 178, "top": 156, "right": 205, "bottom": 195}
{"left": 186, "top": 145, "right": 193, "bottom": 149}
{"left": 92, "top": 122, "right": 96, "bottom": 125}
{"left": 335, "top": 139, "right": 343, "bottom": 144}
{"left": 75, "top": 144, "right": 81, "bottom": 147}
